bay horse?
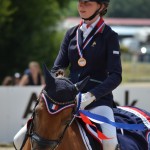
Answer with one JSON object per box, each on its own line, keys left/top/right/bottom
{"left": 22, "top": 65, "right": 88, "bottom": 150}
{"left": 19, "top": 65, "right": 150, "bottom": 150}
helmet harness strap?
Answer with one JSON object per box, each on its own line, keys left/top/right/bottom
{"left": 82, "top": 8, "right": 100, "bottom": 21}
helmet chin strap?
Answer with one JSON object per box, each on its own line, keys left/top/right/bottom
{"left": 82, "top": 8, "right": 100, "bottom": 21}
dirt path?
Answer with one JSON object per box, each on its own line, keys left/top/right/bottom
{"left": 0, "top": 145, "right": 14, "bottom": 150}
{"left": 0, "top": 147, "right": 14, "bottom": 150}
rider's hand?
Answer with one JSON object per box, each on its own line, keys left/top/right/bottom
{"left": 55, "top": 69, "right": 65, "bottom": 78}
{"left": 77, "top": 92, "right": 96, "bottom": 109}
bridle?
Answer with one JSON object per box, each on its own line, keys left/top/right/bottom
{"left": 20, "top": 89, "right": 78, "bottom": 150}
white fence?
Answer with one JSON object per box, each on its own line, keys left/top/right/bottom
{"left": 0, "top": 84, "right": 150, "bottom": 143}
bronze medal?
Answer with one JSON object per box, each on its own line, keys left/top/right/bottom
{"left": 78, "top": 57, "right": 86, "bottom": 67}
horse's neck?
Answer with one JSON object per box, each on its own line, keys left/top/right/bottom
{"left": 23, "top": 138, "right": 31, "bottom": 150}
{"left": 23, "top": 122, "right": 86, "bottom": 150}
{"left": 58, "top": 121, "right": 86, "bottom": 150}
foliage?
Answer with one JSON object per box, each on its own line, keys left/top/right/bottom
{"left": 120, "top": 45, "right": 129, "bottom": 54}
{"left": 0, "top": 0, "right": 16, "bottom": 25}
{"left": 0, "top": 0, "right": 16, "bottom": 81}
{"left": 0, "top": 0, "right": 69, "bottom": 82}
{"left": 107, "top": 0, "right": 150, "bottom": 18}
{"left": 64, "top": 1, "right": 79, "bottom": 17}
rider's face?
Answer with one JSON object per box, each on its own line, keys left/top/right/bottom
{"left": 77, "top": 1, "right": 100, "bottom": 19}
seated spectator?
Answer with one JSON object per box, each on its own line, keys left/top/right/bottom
{"left": 2, "top": 76, "right": 13, "bottom": 86}
{"left": 19, "top": 61, "right": 45, "bottom": 86}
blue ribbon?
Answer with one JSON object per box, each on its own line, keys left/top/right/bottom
{"left": 79, "top": 110, "right": 145, "bottom": 131}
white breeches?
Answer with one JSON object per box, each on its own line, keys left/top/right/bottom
{"left": 89, "top": 106, "right": 118, "bottom": 150}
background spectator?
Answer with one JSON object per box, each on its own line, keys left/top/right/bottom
{"left": 19, "top": 61, "right": 45, "bottom": 86}
{"left": 2, "top": 76, "right": 13, "bottom": 86}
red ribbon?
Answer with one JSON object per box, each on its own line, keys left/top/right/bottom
{"left": 79, "top": 112, "right": 112, "bottom": 140}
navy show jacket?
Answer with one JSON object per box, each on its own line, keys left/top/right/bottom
{"left": 51, "top": 23, "right": 122, "bottom": 109}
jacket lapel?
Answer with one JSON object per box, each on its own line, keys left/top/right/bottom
{"left": 82, "top": 18, "right": 105, "bottom": 50}
{"left": 83, "top": 26, "right": 98, "bottom": 48}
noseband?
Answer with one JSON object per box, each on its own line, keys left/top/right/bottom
{"left": 30, "top": 132, "right": 60, "bottom": 149}
{"left": 21, "top": 89, "right": 77, "bottom": 150}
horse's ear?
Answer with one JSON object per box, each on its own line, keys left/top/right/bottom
{"left": 43, "top": 64, "right": 55, "bottom": 86}
{"left": 74, "top": 76, "right": 90, "bottom": 92}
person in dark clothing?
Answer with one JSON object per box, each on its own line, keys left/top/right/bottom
{"left": 27, "top": 72, "right": 42, "bottom": 85}
{"left": 19, "top": 61, "right": 45, "bottom": 86}
{"left": 2, "top": 76, "right": 14, "bottom": 85}
{"left": 51, "top": 0, "right": 122, "bottom": 149}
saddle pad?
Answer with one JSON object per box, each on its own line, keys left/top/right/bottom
{"left": 115, "top": 106, "right": 150, "bottom": 150}
{"left": 77, "top": 119, "right": 102, "bottom": 150}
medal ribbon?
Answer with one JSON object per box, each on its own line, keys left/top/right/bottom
{"left": 76, "top": 29, "right": 83, "bottom": 58}
{"left": 83, "top": 21, "right": 105, "bottom": 49}
{"left": 76, "top": 18, "right": 105, "bottom": 58}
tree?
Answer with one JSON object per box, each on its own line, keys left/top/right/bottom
{"left": 63, "top": 1, "right": 79, "bottom": 17}
{"left": 107, "top": 0, "right": 150, "bottom": 18}
{"left": 0, "top": 0, "right": 69, "bottom": 82}
{"left": 0, "top": 0, "right": 16, "bottom": 82}
{"left": 0, "top": 0, "right": 16, "bottom": 25}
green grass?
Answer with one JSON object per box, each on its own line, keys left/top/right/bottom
{"left": 122, "top": 62, "right": 150, "bottom": 82}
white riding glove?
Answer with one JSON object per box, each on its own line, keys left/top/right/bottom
{"left": 77, "top": 92, "right": 96, "bottom": 109}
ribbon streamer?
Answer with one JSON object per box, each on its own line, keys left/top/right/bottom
{"left": 79, "top": 110, "right": 145, "bottom": 131}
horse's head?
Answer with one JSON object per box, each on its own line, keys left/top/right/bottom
{"left": 30, "top": 65, "right": 89, "bottom": 150}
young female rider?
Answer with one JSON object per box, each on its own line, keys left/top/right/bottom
{"left": 51, "top": 0, "right": 122, "bottom": 149}
{"left": 14, "top": 0, "right": 122, "bottom": 149}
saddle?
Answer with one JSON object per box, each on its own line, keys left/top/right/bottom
{"left": 77, "top": 106, "right": 150, "bottom": 150}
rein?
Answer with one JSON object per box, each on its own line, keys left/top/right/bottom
{"left": 20, "top": 90, "right": 80, "bottom": 150}
{"left": 19, "top": 99, "right": 39, "bottom": 150}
